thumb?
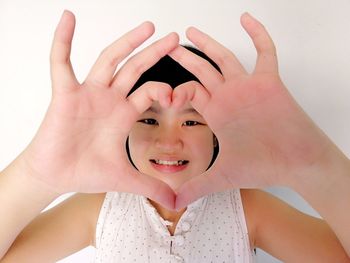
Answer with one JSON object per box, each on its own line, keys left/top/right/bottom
{"left": 115, "top": 165, "right": 176, "bottom": 210}
{"left": 135, "top": 173, "right": 176, "bottom": 210}
{"left": 175, "top": 161, "right": 231, "bottom": 210}
{"left": 50, "top": 10, "right": 79, "bottom": 92}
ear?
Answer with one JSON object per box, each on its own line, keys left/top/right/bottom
{"left": 213, "top": 135, "right": 218, "bottom": 147}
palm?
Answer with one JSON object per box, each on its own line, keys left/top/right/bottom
{"left": 206, "top": 74, "right": 328, "bottom": 187}
{"left": 26, "top": 84, "right": 134, "bottom": 193}
{"left": 171, "top": 14, "right": 331, "bottom": 208}
{"left": 19, "top": 11, "right": 178, "bottom": 209}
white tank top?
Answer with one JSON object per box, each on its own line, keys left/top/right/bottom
{"left": 94, "top": 189, "right": 255, "bottom": 262}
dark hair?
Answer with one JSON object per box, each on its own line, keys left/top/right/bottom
{"left": 127, "top": 46, "right": 221, "bottom": 95}
{"left": 126, "top": 46, "right": 220, "bottom": 170}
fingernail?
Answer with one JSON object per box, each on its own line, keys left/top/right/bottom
{"left": 243, "top": 11, "right": 250, "bottom": 18}
{"left": 62, "top": 9, "right": 70, "bottom": 17}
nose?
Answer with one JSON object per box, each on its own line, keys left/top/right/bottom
{"left": 155, "top": 127, "right": 183, "bottom": 153}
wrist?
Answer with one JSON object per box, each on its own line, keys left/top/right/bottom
{"left": 287, "top": 141, "right": 350, "bottom": 200}
{"left": 0, "top": 156, "right": 61, "bottom": 258}
{"left": 285, "top": 142, "right": 350, "bottom": 256}
{"left": 1, "top": 155, "right": 61, "bottom": 203}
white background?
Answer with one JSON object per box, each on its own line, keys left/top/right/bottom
{"left": 1, "top": 0, "right": 349, "bottom": 262}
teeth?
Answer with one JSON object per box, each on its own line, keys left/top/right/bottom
{"left": 154, "top": 160, "right": 186, "bottom": 166}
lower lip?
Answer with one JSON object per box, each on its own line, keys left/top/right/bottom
{"left": 150, "top": 161, "right": 188, "bottom": 173}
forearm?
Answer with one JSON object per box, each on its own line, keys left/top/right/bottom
{"left": 288, "top": 142, "right": 350, "bottom": 256}
{"left": 0, "top": 156, "right": 60, "bottom": 259}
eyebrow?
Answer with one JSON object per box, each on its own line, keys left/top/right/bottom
{"left": 145, "top": 106, "right": 199, "bottom": 114}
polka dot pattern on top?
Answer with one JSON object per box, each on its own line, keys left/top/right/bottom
{"left": 94, "top": 189, "right": 255, "bottom": 263}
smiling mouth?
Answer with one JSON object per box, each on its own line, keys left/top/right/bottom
{"left": 149, "top": 159, "right": 189, "bottom": 166}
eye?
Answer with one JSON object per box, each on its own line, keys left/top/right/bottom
{"left": 183, "top": 120, "right": 201, "bottom": 126}
{"left": 138, "top": 119, "right": 158, "bottom": 125}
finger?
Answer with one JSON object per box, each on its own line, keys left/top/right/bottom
{"left": 50, "top": 10, "right": 79, "bottom": 92}
{"left": 169, "top": 46, "right": 224, "bottom": 93}
{"left": 111, "top": 32, "right": 179, "bottom": 96}
{"left": 127, "top": 81, "right": 172, "bottom": 114}
{"left": 240, "top": 13, "right": 278, "bottom": 74}
{"left": 172, "top": 81, "right": 211, "bottom": 115}
{"left": 185, "top": 26, "right": 247, "bottom": 76}
{"left": 86, "top": 21, "right": 155, "bottom": 87}
{"left": 175, "top": 166, "right": 232, "bottom": 210}
{"left": 135, "top": 174, "right": 176, "bottom": 210}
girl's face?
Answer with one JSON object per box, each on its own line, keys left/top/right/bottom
{"left": 128, "top": 101, "right": 215, "bottom": 191}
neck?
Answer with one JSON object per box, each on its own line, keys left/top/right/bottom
{"left": 148, "top": 198, "right": 186, "bottom": 223}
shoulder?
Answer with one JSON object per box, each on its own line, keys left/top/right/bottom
{"left": 45, "top": 192, "right": 107, "bottom": 246}
{"left": 69, "top": 193, "right": 106, "bottom": 229}
{"left": 53, "top": 193, "right": 106, "bottom": 223}
{"left": 239, "top": 189, "right": 350, "bottom": 262}
{"left": 239, "top": 189, "right": 261, "bottom": 249}
{"left": 1, "top": 193, "right": 106, "bottom": 262}
{"left": 239, "top": 189, "right": 294, "bottom": 249}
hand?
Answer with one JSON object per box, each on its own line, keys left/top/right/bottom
{"left": 170, "top": 13, "right": 333, "bottom": 209}
{"left": 19, "top": 11, "right": 178, "bottom": 209}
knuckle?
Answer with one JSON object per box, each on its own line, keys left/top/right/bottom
{"left": 129, "top": 59, "right": 146, "bottom": 77}
{"left": 216, "top": 51, "right": 233, "bottom": 67}
{"left": 153, "top": 42, "right": 168, "bottom": 58}
{"left": 99, "top": 46, "right": 109, "bottom": 58}
{"left": 124, "top": 36, "right": 139, "bottom": 51}
{"left": 99, "top": 46, "right": 121, "bottom": 68}
{"left": 190, "top": 60, "right": 208, "bottom": 75}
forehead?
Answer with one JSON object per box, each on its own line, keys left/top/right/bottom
{"left": 145, "top": 101, "right": 199, "bottom": 115}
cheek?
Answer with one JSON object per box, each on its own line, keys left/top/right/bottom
{"left": 128, "top": 130, "right": 153, "bottom": 165}
{"left": 189, "top": 132, "right": 215, "bottom": 166}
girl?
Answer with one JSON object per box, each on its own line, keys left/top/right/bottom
{"left": 0, "top": 10, "right": 349, "bottom": 262}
